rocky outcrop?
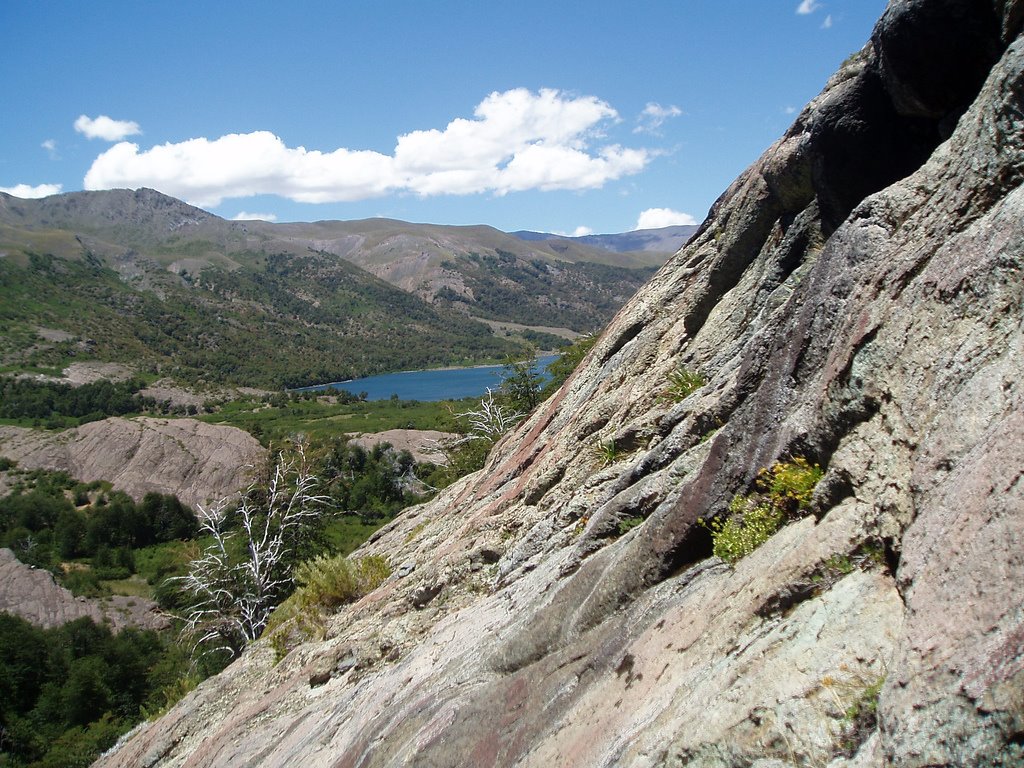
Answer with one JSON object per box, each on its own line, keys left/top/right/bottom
{"left": 346, "top": 429, "right": 455, "bottom": 465}
{"left": 0, "top": 417, "right": 265, "bottom": 509}
{"left": 0, "top": 548, "right": 167, "bottom": 632}
{"left": 96, "top": 2, "right": 1024, "bottom": 766}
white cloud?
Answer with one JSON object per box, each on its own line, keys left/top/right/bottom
{"left": 634, "top": 102, "right": 682, "bottom": 134}
{"left": 572, "top": 226, "right": 594, "bottom": 237}
{"left": 0, "top": 183, "right": 62, "bottom": 198}
{"left": 784, "top": 105, "right": 798, "bottom": 115}
{"left": 41, "top": 139, "right": 58, "bottom": 159}
{"left": 796, "top": 0, "right": 821, "bottom": 14}
{"left": 634, "top": 207, "right": 697, "bottom": 230}
{"left": 82, "top": 89, "right": 650, "bottom": 207}
{"left": 821, "top": 14, "right": 833, "bottom": 28}
{"left": 74, "top": 114, "right": 142, "bottom": 142}
{"left": 232, "top": 211, "right": 278, "bottom": 222}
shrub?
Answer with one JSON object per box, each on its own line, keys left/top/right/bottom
{"left": 705, "top": 498, "right": 785, "bottom": 564}
{"left": 264, "top": 554, "right": 391, "bottom": 645}
{"left": 292, "top": 554, "right": 390, "bottom": 611}
{"left": 704, "top": 457, "right": 823, "bottom": 565}
{"left": 760, "top": 456, "right": 823, "bottom": 511}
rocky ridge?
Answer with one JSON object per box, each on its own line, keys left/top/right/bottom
{"left": 98, "top": 2, "right": 1024, "bottom": 766}
{"left": 0, "top": 417, "right": 266, "bottom": 509}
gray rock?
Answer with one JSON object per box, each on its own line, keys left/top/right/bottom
{"left": 95, "top": 4, "right": 1024, "bottom": 767}
{"left": 0, "top": 548, "right": 167, "bottom": 632}
{"left": 0, "top": 416, "right": 266, "bottom": 509}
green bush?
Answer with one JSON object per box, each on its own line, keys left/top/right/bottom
{"left": 292, "top": 553, "right": 391, "bottom": 611}
{"left": 704, "top": 457, "right": 823, "bottom": 565}
{"left": 761, "top": 456, "right": 823, "bottom": 510}
{"left": 265, "top": 554, "right": 391, "bottom": 644}
{"left": 705, "top": 498, "right": 785, "bottom": 564}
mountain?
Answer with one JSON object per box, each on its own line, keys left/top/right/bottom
{"left": 261, "top": 217, "right": 670, "bottom": 331}
{"left": 95, "top": 2, "right": 1024, "bottom": 766}
{"left": 0, "top": 193, "right": 665, "bottom": 388}
{"left": 511, "top": 224, "right": 698, "bottom": 254}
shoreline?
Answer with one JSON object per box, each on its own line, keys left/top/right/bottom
{"left": 292, "top": 352, "right": 558, "bottom": 393}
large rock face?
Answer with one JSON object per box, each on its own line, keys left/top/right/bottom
{"left": 97, "top": 2, "right": 1024, "bottom": 766}
{"left": 0, "top": 417, "right": 265, "bottom": 509}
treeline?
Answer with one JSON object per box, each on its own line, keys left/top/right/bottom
{"left": 0, "top": 613, "right": 192, "bottom": 768}
{"left": 0, "top": 377, "right": 150, "bottom": 428}
{"left": 318, "top": 439, "right": 421, "bottom": 522}
{"left": 0, "top": 469, "right": 196, "bottom": 586}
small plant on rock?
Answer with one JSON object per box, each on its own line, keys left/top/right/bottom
{"left": 704, "top": 497, "right": 785, "bottom": 564}
{"left": 593, "top": 438, "right": 619, "bottom": 468}
{"left": 663, "top": 365, "right": 707, "bottom": 403}
{"left": 761, "top": 456, "right": 823, "bottom": 511}
{"left": 822, "top": 671, "right": 885, "bottom": 757}
{"left": 703, "top": 456, "right": 824, "bottom": 565}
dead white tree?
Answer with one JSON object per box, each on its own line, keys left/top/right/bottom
{"left": 420, "top": 388, "right": 523, "bottom": 490}
{"left": 175, "top": 445, "right": 330, "bottom": 659}
{"left": 461, "top": 387, "right": 523, "bottom": 441}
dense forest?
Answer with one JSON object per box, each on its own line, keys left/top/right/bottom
{"left": 0, "top": 614, "right": 193, "bottom": 768}
{"left": 435, "top": 250, "right": 656, "bottom": 331}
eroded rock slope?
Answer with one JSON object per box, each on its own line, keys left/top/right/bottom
{"left": 0, "top": 548, "right": 167, "bottom": 632}
{"left": 98, "top": 2, "right": 1024, "bottom": 766}
{"left": 0, "top": 417, "right": 265, "bottom": 509}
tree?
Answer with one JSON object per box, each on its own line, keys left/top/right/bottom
{"left": 425, "top": 388, "right": 524, "bottom": 488}
{"left": 499, "top": 354, "right": 543, "bottom": 413}
{"left": 174, "top": 445, "right": 330, "bottom": 659}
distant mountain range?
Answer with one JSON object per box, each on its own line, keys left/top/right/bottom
{"left": 510, "top": 224, "right": 697, "bottom": 254}
{"left": 0, "top": 189, "right": 687, "bottom": 389}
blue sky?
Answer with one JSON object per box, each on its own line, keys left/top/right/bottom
{"left": 2, "top": 1, "right": 885, "bottom": 235}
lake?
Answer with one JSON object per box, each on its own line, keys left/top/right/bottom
{"left": 299, "top": 355, "right": 557, "bottom": 402}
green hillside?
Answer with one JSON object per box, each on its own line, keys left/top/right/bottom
{"left": 0, "top": 248, "right": 516, "bottom": 390}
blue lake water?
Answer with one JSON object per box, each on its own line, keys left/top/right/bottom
{"left": 300, "top": 355, "right": 557, "bottom": 402}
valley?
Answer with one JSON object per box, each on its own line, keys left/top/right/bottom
{"left": 0, "top": 189, "right": 681, "bottom": 390}
{"left": 1, "top": 1, "right": 1021, "bottom": 766}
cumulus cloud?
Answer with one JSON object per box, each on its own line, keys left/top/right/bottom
{"left": 634, "top": 207, "right": 697, "bottom": 230}
{"left": 232, "top": 211, "right": 278, "bottom": 222}
{"left": 83, "top": 89, "right": 650, "bottom": 207}
{"left": 572, "top": 225, "right": 594, "bottom": 237}
{"left": 634, "top": 102, "right": 682, "bottom": 134}
{"left": 0, "top": 183, "right": 62, "bottom": 198}
{"left": 41, "top": 139, "right": 59, "bottom": 159}
{"left": 75, "top": 114, "right": 142, "bottom": 142}
{"left": 821, "top": 14, "right": 833, "bottom": 28}
{"left": 796, "top": 0, "right": 822, "bottom": 14}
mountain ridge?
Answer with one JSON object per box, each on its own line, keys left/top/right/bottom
{"left": 510, "top": 223, "right": 697, "bottom": 254}
{"left": 0, "top": 191, "right": 672, "bottom": 387}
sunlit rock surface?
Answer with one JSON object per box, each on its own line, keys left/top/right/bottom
{"left": 97, "top": 2, "right": 1024, "bottom": 766}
